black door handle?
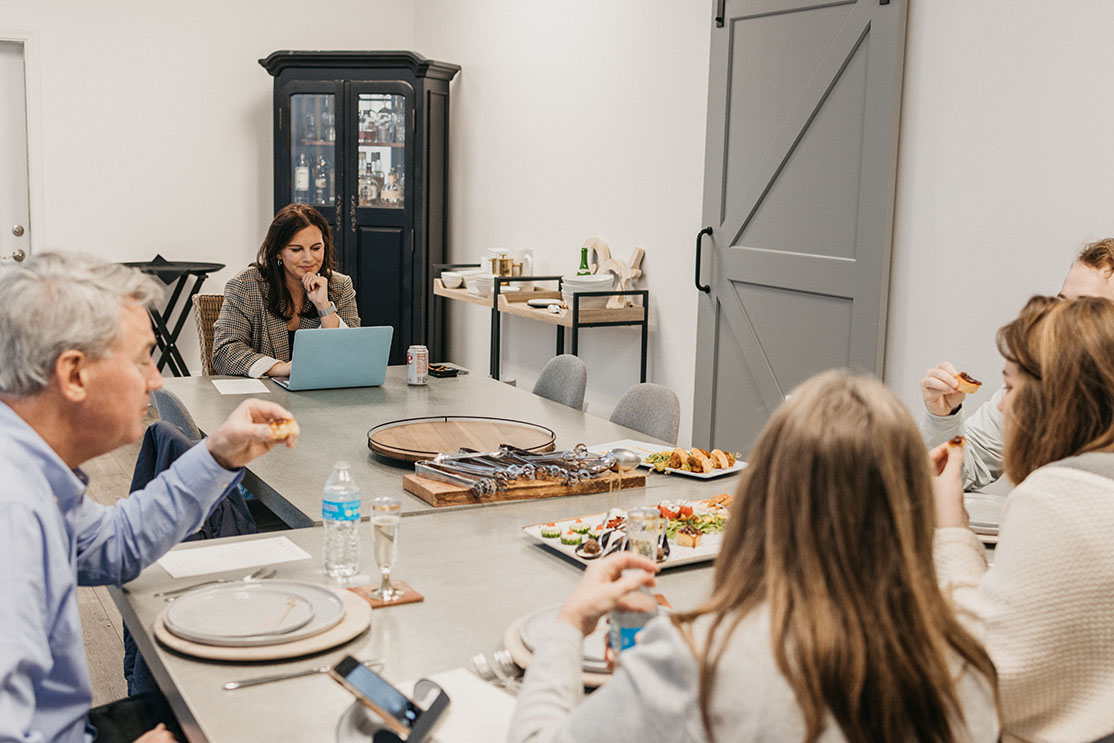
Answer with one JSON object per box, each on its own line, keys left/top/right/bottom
{"left": 695, "top": 227, "right": 712, "bottom": 294}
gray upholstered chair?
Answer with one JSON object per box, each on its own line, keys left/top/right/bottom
{"left": 191, "top": 293, "right": 224, "bottom": 376}
{"left": 150, "top": 387, "right": 202, "bottom": 441}
{"left": 609, "top": 382, "right": 680, "bottom": 444}
{"left": 532, "top": 354, "right": 588, "bottom": 410}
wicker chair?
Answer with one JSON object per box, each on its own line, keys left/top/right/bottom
{"left": 191, "top": 294, "right": 224, "bottom": 376}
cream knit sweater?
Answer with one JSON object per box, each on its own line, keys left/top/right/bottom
{"left": 934, "top": 453, "right": 1114, "bottom": 743}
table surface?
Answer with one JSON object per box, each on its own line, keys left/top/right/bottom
{"left": 162, "top": 370, "right": 687, "bottom": 527}
{"left": 114, "top": 474, "right": 728, "bottom": 743}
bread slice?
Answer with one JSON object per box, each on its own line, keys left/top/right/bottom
{"left": 268, "top": 418, "right": 300, "bottom": 441}
{"left": 955, "top": 372, "right": 982, "bottom": 395}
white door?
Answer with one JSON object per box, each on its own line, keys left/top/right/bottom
{"left": 0, "top": 40, "right": 30, "bottom": 265}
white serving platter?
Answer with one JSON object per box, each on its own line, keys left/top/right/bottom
{"left": 523, "top": 511, "right": 723, "bottom": 569}
{"left": 589, "top": 439, "right": 747, "bottom": 479}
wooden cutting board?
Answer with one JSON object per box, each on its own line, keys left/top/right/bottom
{"left": 403, "top": 469, "right": 646, "bottom": 507}
{"left": 368, "top": 416, "right": 555, "bottom": 462}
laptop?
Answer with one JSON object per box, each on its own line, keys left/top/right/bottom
{"left": 273, "top": 326, "right": 394, "bottom": 391}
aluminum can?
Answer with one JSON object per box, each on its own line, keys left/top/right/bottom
{"left": 407, "top": 345, "right": 429, "bottom": 385}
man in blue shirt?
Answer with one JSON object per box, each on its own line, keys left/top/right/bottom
{"left": 0, "top": 253, "right": 299, "bottom": 743}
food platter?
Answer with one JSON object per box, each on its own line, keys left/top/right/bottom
{"left": 523, "top": 493, "right": 731, "bottom": 569}
{"left": 588, "top": 439, "right": 747, "bottom": 480}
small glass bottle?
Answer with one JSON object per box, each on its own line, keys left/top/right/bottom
{"left": 577, "top": 246, "right": 591, "bottom": 276}
{"left": 314, "top": 156, "right": 329, "bottom": 205}
{"left": 294, "top": 152, "right": 310, "bottom": 204}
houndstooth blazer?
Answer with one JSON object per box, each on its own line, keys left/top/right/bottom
{"left": 212, "top": 266, "right": 360, "bottom": 377}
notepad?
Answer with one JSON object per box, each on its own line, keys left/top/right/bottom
{"left": 211, "top": 379, "right": 270, "bottom": 395}
{"left": 157, "top": 536, "right": 312, "bottom": 578}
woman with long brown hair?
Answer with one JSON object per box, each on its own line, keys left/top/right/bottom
{"left": 510, "top": 370, "right": 998, "bottom": 743}
{"left": 934, "top": 295, "right": 1114, "bottom": 742}
{"left": 213, "top": 204, "right": 359, "bottom": 377}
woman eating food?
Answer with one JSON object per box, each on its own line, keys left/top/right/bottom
{"left": 510, "top": 370, "right": 999, "bottom": 743}
{"left": 212, "top": 203, "right": 359, "bottom": 377}
{"left": 933, "top": 295, "right": 1114, "bottom": 743}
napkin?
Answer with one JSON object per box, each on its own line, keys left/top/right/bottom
{"left": 403, "top": 667, "right": 515, "bottom": 743}
{"left": 157, "top": 536, "right": 311, "bottom": 578}
{"left": 211, "top": 378, "right": 270, "bottom": 395}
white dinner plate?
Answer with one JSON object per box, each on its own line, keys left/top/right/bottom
{"left": 518, "top": 605, "right": 610, "bottom": 674}
{"left": 526, "top": 297, "right": 562, "bottom": 308}
{"left": 164, "top": 586, "right": 313, "bottom": 643}
{"left": 589, "top": 439, "right": 747, "bottom": 479}
{"left": 163, "top": 580, "right": 347, "bottom": 647}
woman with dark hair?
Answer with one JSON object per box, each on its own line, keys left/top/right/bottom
{"left": 510, "top": 370, "right": 999, "bottom": 743}
{"left": 213, "top": 204, "right": 359, "bottom": 377}
{"left": 933, "top": 295, "right": 1114, "bottom": 743}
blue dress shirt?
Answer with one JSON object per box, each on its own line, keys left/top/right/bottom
{"left": 0, "top": 401, "right": 243, "bottom": 743}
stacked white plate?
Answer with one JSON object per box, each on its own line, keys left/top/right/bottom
{"left": 561, "top": 273, "right": 614, "bottom": 309}
{"left": 162, "top": 580, "right": 347, "bottom": 647}
{"left": 465, "top": 272, "right": 521, "bottom": 297}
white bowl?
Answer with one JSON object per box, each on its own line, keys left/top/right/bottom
{"left": 561, "top": 273, "right": 613, "bottom": 286}
{"left": 465, "top": 272, "right": 496, "bottom": 296}
{"left": 562, "top": 289, "right": 609, "bottom": 310}
{"left": 440, "top": 271, "right": 464, "bottom": 289}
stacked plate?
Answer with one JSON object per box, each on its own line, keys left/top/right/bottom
{"left": 162, "top": 580, "right": 347, "bottom": 648}
{"left": 561, "top": 273, "right": 614, "bottom": 309}
{"left": 964, "top": 492, "right": 1007, "bottom": 538}
{"left": 464, "top": 272, "right": 521, "bottom": 297}
{"left": 518, "top": 605, "right": 609, "bottom": 674}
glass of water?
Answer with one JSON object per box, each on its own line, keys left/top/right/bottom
{"left": 369, "top": 496, "right": 404, "bottom": 601}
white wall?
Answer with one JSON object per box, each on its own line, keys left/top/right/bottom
{"left": 886, "top": 1, "right": 1114, "bottom": 420}
{"left": 415, "top": 0, "right": 710, "bottom": 442}
{"left": 2, "top": 0, "right": 414, "bottom": 366}
{"left": 13, "top": 0, "right": 1114, "bottom": 447}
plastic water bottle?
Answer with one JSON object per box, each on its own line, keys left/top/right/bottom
{"left": 322, "top": 461, "right": 360, "bottom": 577}
{"left": 608, "top": 507, "right": 660, "bottom": 666}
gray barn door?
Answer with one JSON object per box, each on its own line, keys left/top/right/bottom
{"left": 692, "top": 0, "right": 907, "bottom": 451}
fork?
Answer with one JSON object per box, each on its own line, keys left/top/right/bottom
{"left": 223, "top": 658, "right": 384, "bottom": 690}
{"left": 153, "top": 567, "right": 276, "bottom": 599}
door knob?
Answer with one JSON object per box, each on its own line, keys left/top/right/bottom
{"left": 12, "top": 224, "right": 24, "bottom": 236}
{"left": 12, "top": 249, "right": 25, "bottom": 262}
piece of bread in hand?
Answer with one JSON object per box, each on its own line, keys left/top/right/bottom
{"left": 268, "top": 418, "right": 300, "bottom": 441}
{"left": 955, "top": 372, "right": 982, "bottom": 395}
{"left": 948, "top": 435, "right": 966, "bottom": 448}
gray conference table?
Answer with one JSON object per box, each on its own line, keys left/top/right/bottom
{"left": 113, "top": 476, "right": 726, "bottom": 743}
{"left": 163, "top": 369, "right": 686, "bottom": 527}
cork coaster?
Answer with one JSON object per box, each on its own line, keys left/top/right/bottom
{"left": 347, "top": 581, "right": 425, "bottom": 609}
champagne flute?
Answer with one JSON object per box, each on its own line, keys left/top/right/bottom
{"left": 370, "top": 496, "right": 404, "bottom": 601}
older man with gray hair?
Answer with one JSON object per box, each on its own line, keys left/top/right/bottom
{"left": 0, "top": 253, "right": 298, "bottom": 743}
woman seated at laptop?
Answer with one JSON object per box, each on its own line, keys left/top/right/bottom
{"left": 213, "top": 204, "right": 359, "bottom": 377}
{"left": 509, "top": 370, "right": 999, "bottom": 743}
{"left": 933, "top": 295, "right": 1114, "bottom": 742}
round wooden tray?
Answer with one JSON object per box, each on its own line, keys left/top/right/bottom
{"left": 367, "top": 415, "right": 556, "bottom": 462}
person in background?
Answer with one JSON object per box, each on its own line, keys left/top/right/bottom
{"left": 212, "top": 203, "right": 359, "bottom": 378}
{"left": 933, "top": 295, "right": 1114, "bottom": 743}
{"left": 0, "top": 253, "right": 299, "bottom": 743}
{"left": 921, "top": 238, "right": 1114, "bottom": 490}
{"left": 510, "top": 370, "right": 999, "bottom": 743}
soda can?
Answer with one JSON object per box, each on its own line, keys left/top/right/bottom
{"left": 407, "top": 345, "right": 429, "bottom": 385}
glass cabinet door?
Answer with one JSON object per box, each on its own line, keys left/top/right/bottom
{"left": 355, "top": 93, "right": 406, "bottom": 209}
{"left": 290, "top": 93, "right": 337, "bottom": 207}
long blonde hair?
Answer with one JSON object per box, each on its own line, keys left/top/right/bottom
{"left": 674, "top": 370, "right": 996, "bottom": 743}
{"left": 999, "top": 295, "right": 1114, "bottom": 483}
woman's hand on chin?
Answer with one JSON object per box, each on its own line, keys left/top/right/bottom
{"left": 266, "top": 361, "right": 292, "bottom": 378}
{"left": 303, "top": 272, "right": 330, "bottom": 309}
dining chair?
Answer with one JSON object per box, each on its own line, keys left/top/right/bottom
{"left": 532, "top": 354, "right": 588, "bottom": 410}
{"left": 191, "top": 293, "right": 224, "bottom": 376}
{"left": 149, "top": 387, "right": 202, "bottom": 441}
{"left": 609, "top": 382, "right": 680, "bottom": 444}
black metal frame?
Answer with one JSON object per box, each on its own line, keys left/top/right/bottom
{"left": 125, "top": 261, "right": 223, "bottom": 376}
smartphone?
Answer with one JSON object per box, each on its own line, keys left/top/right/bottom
{"left": 328, "top": 656, "right": 449, "bottom": 742}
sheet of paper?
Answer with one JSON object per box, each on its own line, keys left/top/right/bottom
{"left": 211, "top": 378, "right": 270, "bottom": 395}
{"left": 157, "top": 536, "right": 312, "bottom": 578}
{"left": 401, "top": 667, "right": 515, "bottom": 743}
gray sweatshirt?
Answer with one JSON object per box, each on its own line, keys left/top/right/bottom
{"left": 508, "top": 606, "right": 999, "bottom": 743}
{"left": 921, "top": 386, "right": 1007, "bottom": 491}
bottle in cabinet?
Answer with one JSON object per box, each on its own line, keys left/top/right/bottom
{"left": 294, "top": 152, "right": 310, "bottom": 204}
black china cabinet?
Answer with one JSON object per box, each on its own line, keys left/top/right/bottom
{"left": 260, "top": 51, "right": 459, "bottom": 364}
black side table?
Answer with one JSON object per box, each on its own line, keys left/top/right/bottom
{"left": 124, "top": 255, "right": 224, "bottom": 376}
